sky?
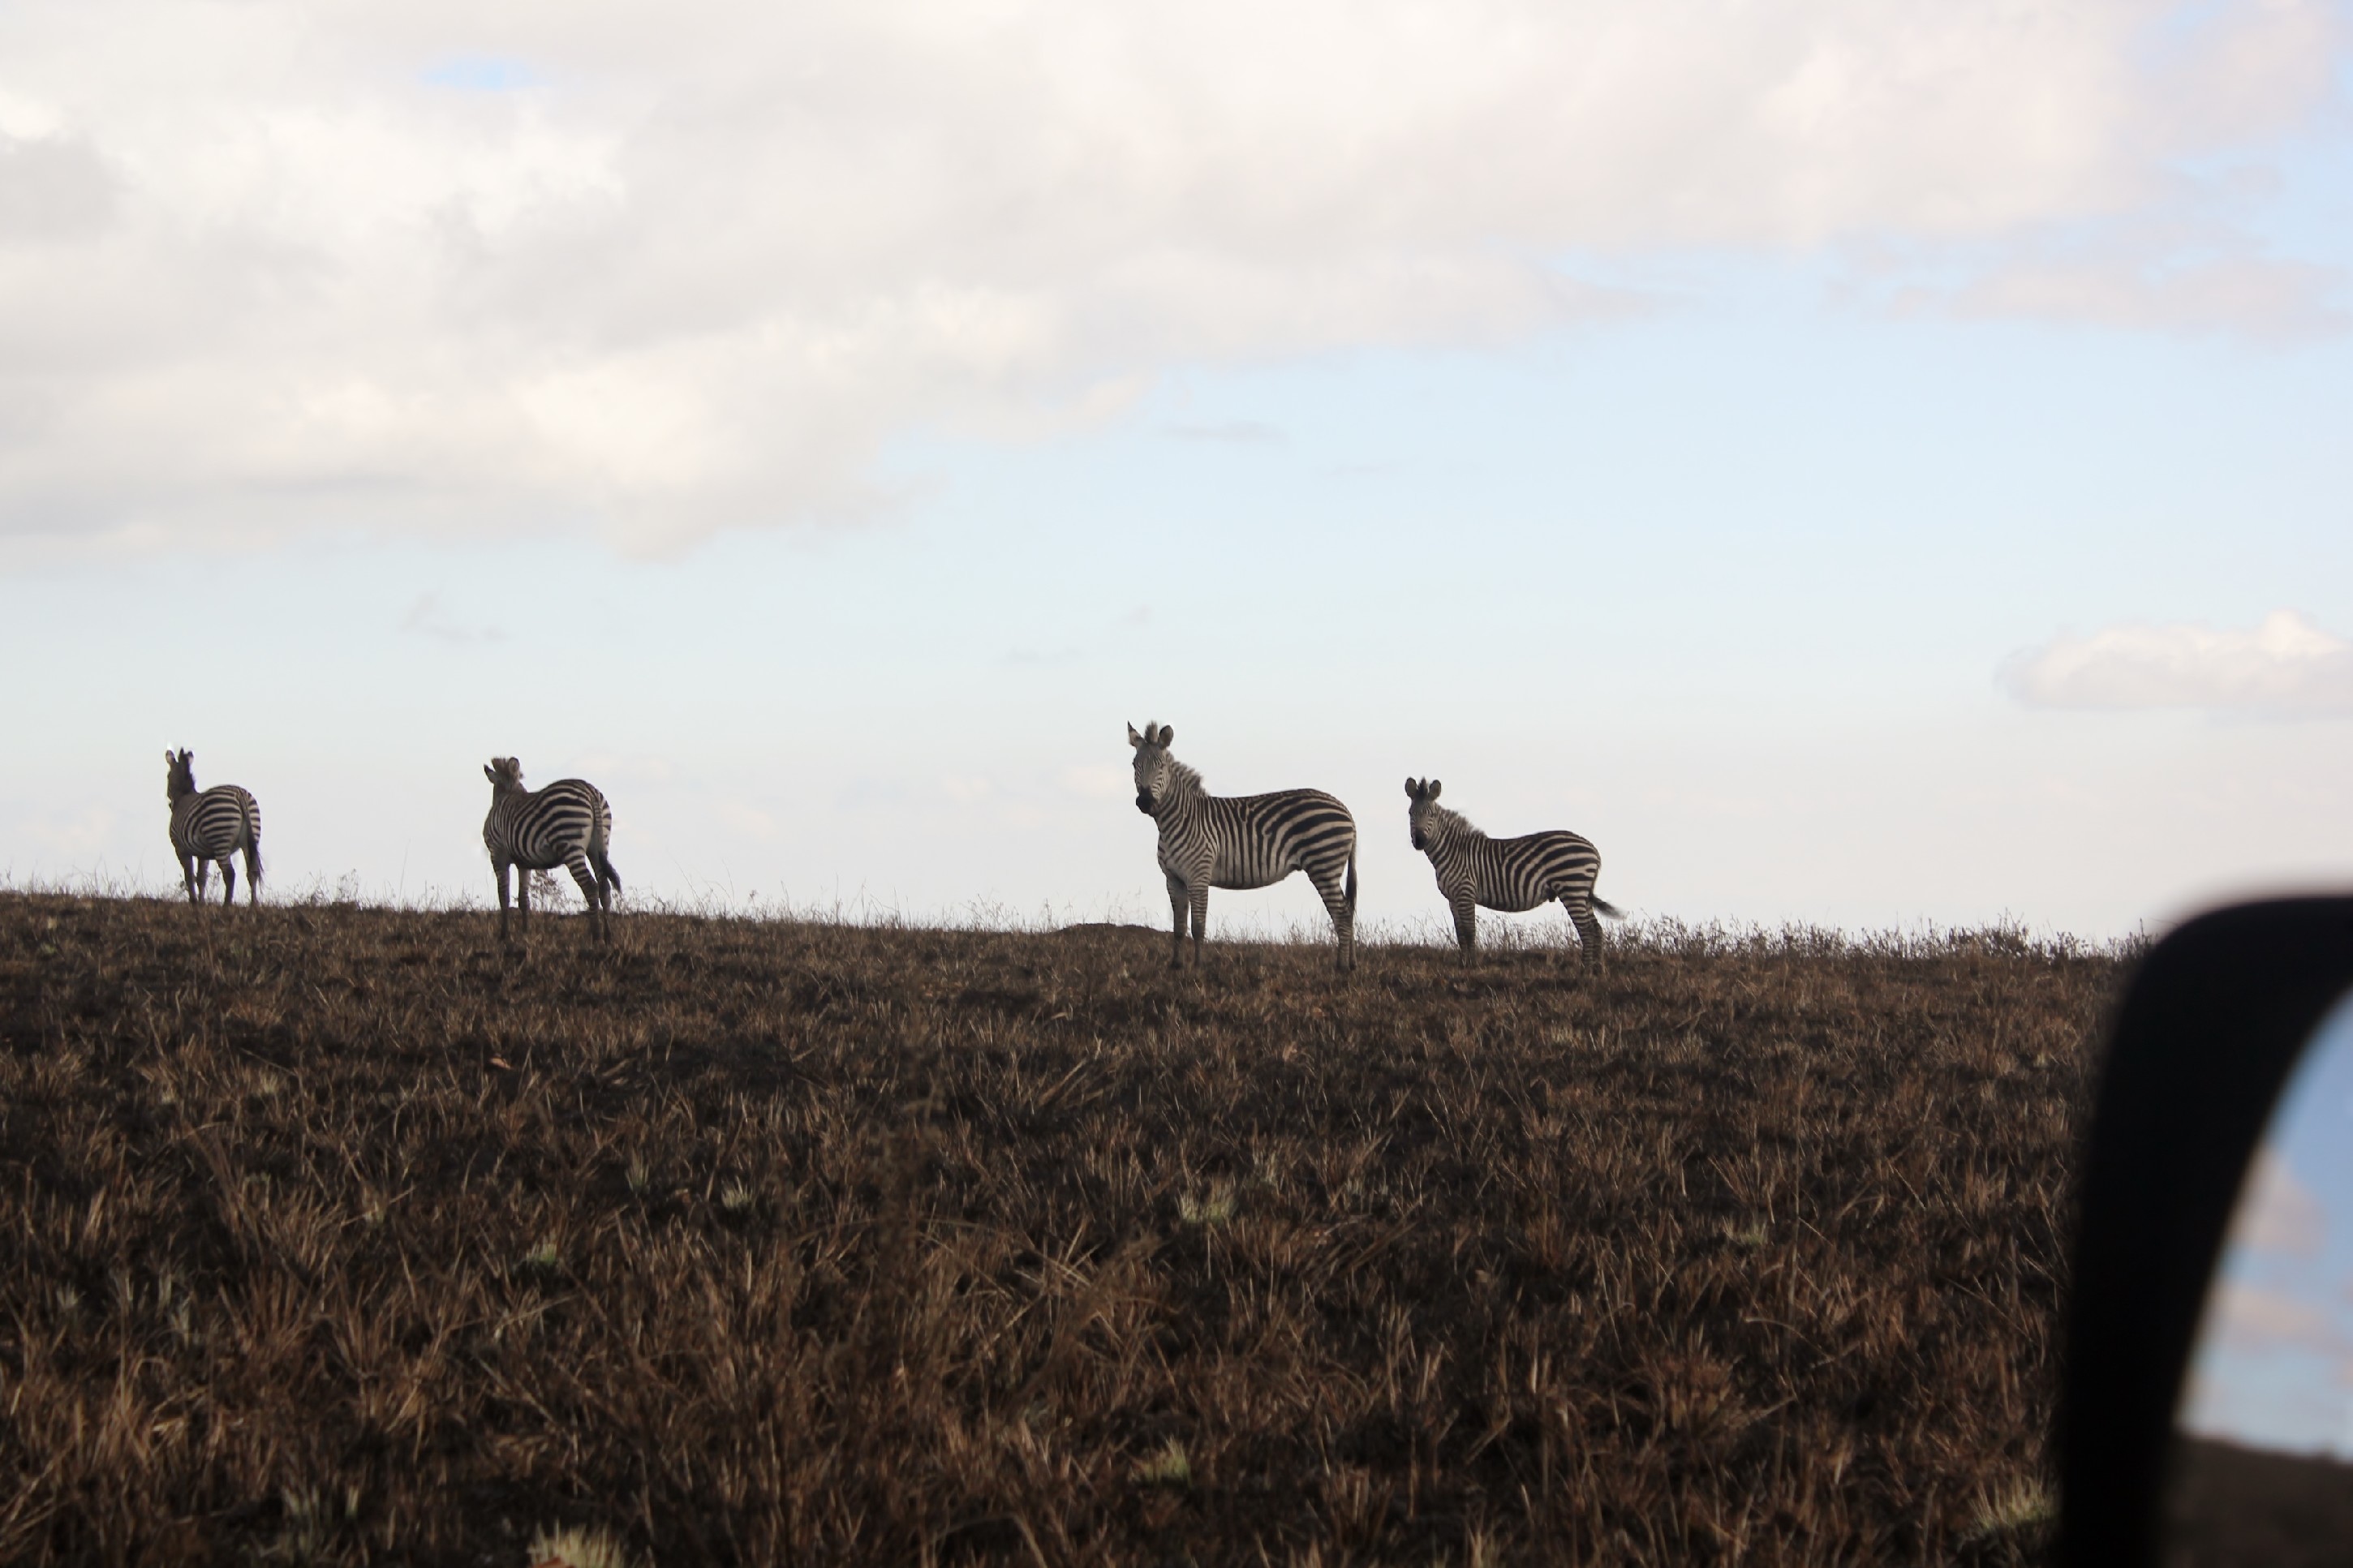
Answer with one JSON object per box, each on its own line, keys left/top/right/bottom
{"left": 3, "top": 0, "right": 2352, "bottom": 936}
{"left": 2181, "top": 985, "right": 2353, "bottom": 1459}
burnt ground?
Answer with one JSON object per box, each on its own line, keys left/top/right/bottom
{"left": 0, "top": 893, "right": 2119, "bottom": 1564}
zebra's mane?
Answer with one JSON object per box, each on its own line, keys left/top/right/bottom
{"left": 1163, "top": 756, "right": 1207, "bottom": 797}
{"left": 1426, "top": 802, "right": 1483, "bottom": 841}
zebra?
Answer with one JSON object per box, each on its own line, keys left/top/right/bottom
{"left": 1404, "top": 777, "right": 1620, "bottom": 968}
{"left": 1129, "top": 722, "right": 1357, "bottom": 971}
{"left": 164, "top": 749, "right": 262, "bottom": 908}
{"left": 481, "top": 756, "right": 622, "bottom": 941}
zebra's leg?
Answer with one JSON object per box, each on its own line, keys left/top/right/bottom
{"left": 1189, "top": 883, "right": 1209, "bottom": 969}
{"left": 564, "top": 850, "right": 604, "bottom": 942}
{"left": 590, "top": 848, "right": 617, "bottom": 916}
{"left": 179, "top": 853, "right": 199, "bottom": 905}
{"left": 194, "top": 859, "right": 211, "bottom": 902}
{"left": 515, "top": 866, "right": 531, "bottom": 927}
{"left": 1165, "top": 871, "right": 1188, "bottom": 969}
{"left": 1341, "top": 845, "right": 1357, "bottom": 972}
{"left": 1564, "top": 896, "right": 1605, "bottom": 971}
{"left": 1310, "top": 868, "right": 1354, "bottom": 972}
{"left": 218, "top": 857, "right": 238, "bottom": 908}
{"left": 242, "top": 842, "right": 261, "bottom": 907}
{"left": 495, "top": 858, "right": 514, "bottom": 939}
{"left": 1452, "top": 889, "right": 1478, "bottom": 967}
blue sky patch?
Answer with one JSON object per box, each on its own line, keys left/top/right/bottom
{"left": 421, "top": 57, "right": 540, "bottom": 92}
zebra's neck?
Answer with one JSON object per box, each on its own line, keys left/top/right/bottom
{"left": 1150, "top": 760, "right": 1209, "bottom": 834}
{"left": 1159, "top": 758, "right": 1207, "bottom": 803}
{"left": 1426, "top": 805, "right": 1483, "bottom": 848}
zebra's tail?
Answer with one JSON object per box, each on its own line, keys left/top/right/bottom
{"left": 1344, "top": 840, "right": 1358, "bottom": 917}
{"left": 1592, "top": 895, "right": 1624, "bottom": 920}
{"left": 589, "top": 796, "right": 622, "bottom": 895}
{"left": 243, "top": 796, "right": 263, "bottom": 887}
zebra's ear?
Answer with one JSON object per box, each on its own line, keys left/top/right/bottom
{"left": 1427, "top": 780, "right": 1441, "bottom": 800}
{"left": 1404, "top": 777, "right": 1422, "bottom": 799}
{"left": 1156, "top": 724, "right": 1174, "bottom": 746}
{"left": 484, "top": 764, "right": 497, "bottom": 783}
{"left": 1128, "top": 723, "right": 1143, "bottom": 748}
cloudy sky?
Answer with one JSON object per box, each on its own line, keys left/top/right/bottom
{"left": 3, "top": 0, "right": 2351, "bottom": 934}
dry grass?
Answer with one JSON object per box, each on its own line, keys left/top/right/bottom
{"left": 0, "top": 893, "right": 2117, "bottom": 1565}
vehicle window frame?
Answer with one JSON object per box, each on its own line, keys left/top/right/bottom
{"left": 2063, "top": 896, "right": 2353, "bottom": 1567}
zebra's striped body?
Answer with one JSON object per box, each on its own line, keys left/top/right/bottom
{"left": 1129, "top": 723, "right": 1357, "bottom": 970}
{"left": 1405, "top": 777, "right": 1618, "bottom": 968}
{"left": 482, "top": 757, "right": 621, "bottom": 941}
{"left": 165, "top": 749, "right": 261, "bottom": 908}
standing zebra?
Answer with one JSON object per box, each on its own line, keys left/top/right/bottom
{"left": 1129, "top": 722, "right": 1358, "bottom": 971}
{"left": 1404, "top": 777, "right": 1620, "bottom": 969}
{"left": 481, "top": 757, "right": 622, "bottom": 941}
{"left": 164, "top": 749, "right": 262, "bottom": 908}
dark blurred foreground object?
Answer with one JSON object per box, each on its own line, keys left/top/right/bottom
{"left": 2062, "top": 896, "right": 2353, "bottom": 1567}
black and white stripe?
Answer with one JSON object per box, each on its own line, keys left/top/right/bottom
{"left": 1129, "top": 722, "right": 1357, "bottom": 970}
{"left": 1405, "top": 777, "right": 1619, "bottom": 968}
{"left": 481, "top": 756, "right": 621, "bottom": 940}
{"left": 165, "top": 748, "right": 262, "bottom": 908}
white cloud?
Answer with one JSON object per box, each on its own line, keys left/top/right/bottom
{"left": 2202, "top": 1279, "right": 2349, "bottom": 1356}
{"left": 1869, "top": 169, "right": 2351, "bottom": 339}
{"left": 2002, "top": 611, "right": 2353, "bottom": 715}
{"left": 399, "top": 592, "right": 505, "bottom": 645}
{"left": 1166, "top": 421, "right": 1284, "bottom": 445}
{"left": 14, "top": 805, "right": 118, "bottom": 860}
{"left": 0, "top": 0, "right": 2342, "bottom": 555}
{"left": 714, "top": 797, "right": 779, "bottom": 841}
{"left": 2225, "top": 1149, "right": 2327, "bottom": 1258}
{"left": 1888, "top": 230, "right": 2347, "bottom": 339}
{"left": 1059, "top": 765, "right": 1130, "bottom": 800}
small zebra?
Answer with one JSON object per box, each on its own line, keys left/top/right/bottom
{"left": 165, "top": 749, "right": 262, "bottom": 908}
{"left": 1129, "top": 722, "right": 1358, "bottom": 970}
{"left": 481, "top": 757, "right": 622, "bottom": 941}
{"left": 1404, "top": 777, "right": 1620, "bottom": 968}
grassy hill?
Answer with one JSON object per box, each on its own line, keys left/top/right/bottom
{"left": 0, "top": 893, "right": 2118, "bottom": 1565}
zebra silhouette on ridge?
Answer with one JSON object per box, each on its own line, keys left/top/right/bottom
{"left": 164, "top": 749, "right": 262, "bottom": 908}
{"left": 481, "top": 757, "right": 622, "bottom": 942}
{"left": 1404, "top": 777, "right": 1620, "bottom": 969}
{"left": 1129, "top": 722, "right": 1357, "bottom": 971}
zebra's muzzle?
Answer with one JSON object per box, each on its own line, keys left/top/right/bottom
{"left": 1136, "top": 792, "right": 1155, "bottom": 814}
{"left": 1410, "top": 831, "right": 1425, "bottom": 851}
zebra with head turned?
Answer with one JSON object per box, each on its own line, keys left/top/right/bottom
{"left": 1404, "top": 777, "right": 1620, "bottom": 969}
{"left": 481, "top": 757, "right": 622, "bottom": 942}
{"left": 164, "top": 749, "right": 262, "bottom": 908}
{"left": 1129, "top": 722, "right": 1358, "bottom": 971}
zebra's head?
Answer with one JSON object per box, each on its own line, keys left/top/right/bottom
{"left": 1404, "top": 777, "right": 1445, "bottom": 852}
{"left": 1128, "top": 721, "right": 1175, "bottom": 814}
{"left": 484, "top": 756, "right": 525, "bottom": 793}
{"left": 165, "top": 749, "right": 195, "bottom": 801}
